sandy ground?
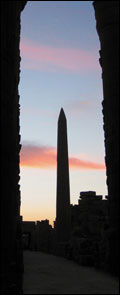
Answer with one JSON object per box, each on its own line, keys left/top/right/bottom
{"left": 23, "top": 251, "right": 119, "bottom": 294}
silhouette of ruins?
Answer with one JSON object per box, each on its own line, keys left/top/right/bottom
{"left": 21, "top": 190, "right": 109, "bottom": 270}
{"left": 22, "top": 220, "right": 55, "bottom": 253}
{"left": 70, "top": 191, "right": 109, "bottom": 267}
{"left": 1, "top": 1, "right": 119, "bottom": 294}
{"left": 21, "top": 111, "right": 109, "bottom": 269}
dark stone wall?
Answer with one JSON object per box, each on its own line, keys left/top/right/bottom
{"left": 1, "top": 2, "right": 27, "bottom": 294}
{"left": 69, "top": 193, "right": 109, "bottom": 270}
{"left": 93, "top": 1, "right": 119, "bottom": 275}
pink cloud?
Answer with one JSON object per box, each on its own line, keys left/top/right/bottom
{"left": 69, "top": 157, "right": 105, "bottom": 170}
{"left": 20, "top": 39, "right": 99, "bottom": 73}
{"left": 65, "top": 99, "right": 93, "bottom": 114}
{"left": 20, "top": 144, "right": 56, "bottom": 169}
{"left": 20, "top": 143, "right": 105, "bottom": 170}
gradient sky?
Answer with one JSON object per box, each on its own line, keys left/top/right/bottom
{"left": 19, "top": 1, "right": 108, "bottom": 226}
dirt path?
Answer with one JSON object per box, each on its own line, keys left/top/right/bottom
{"left": 23, "top": 251, "right": 119, "bottom": 294}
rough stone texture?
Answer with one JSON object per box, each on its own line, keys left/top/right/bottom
{"left": 69, "top": 192, "right": 109, "bottom": 269}
{"left": 56, "top": 109, "right": 71, "bottom": 245}
{"left": 22, "top": 220, "right": 55, "bottom": 253}
{"left": 1, "top": 2, "right": 27, "bottom": 294}
{"left": 22, "top": 221, "right": 36, "bottom": 249}
{"left": 93, "top": 1, "right": 119, "bottom": 275}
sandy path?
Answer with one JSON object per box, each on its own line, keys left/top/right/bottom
{"left": 23, "top": 250, "right": 119, "bottom": 294}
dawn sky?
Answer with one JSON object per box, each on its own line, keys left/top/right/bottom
{"left": 19, "top": 1, "right": 108, "bottom": 226}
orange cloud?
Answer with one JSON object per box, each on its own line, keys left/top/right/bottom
{"left": 20, "top": 143, "right": 105, "bottom": 170}
{"left": 69, "top": 157, "right": 105, "bottom": 170}
{"left": 20, "top": 39, "right": 99, "bottom": 73}
{"left": 20, "top": 144, "right": 56, "bottom": 169}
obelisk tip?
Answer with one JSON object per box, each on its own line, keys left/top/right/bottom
{"left": 60, "top": 107, "right": 64, "bottom": 113}
{"left": 59, "top": 108, "right": 66, "bottom": 120}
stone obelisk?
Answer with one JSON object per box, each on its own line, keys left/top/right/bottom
{"left": 56, "top": 108, "right": 71, "bottom": 243}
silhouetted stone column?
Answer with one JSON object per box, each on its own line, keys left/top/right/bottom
{"left": 1, "top": 1, "right": 27, "bottom": 294}
{"left": 56, "top": 109, "right": 71, "bottom": 246}
{"left": 93, "top": 1, "right": 119, "bottom": 275}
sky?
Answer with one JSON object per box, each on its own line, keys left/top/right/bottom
{"left": 19, "top": 1, "right": 108, "bottom": 227}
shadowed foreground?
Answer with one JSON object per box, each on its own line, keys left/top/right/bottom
{"left": 23, "top": 251, "right": 119, "bottom": 294}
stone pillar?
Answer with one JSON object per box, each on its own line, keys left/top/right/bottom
{"left": 56, "top": 109, "right": 71, "bottom": 246}
{"left": 1, "top": 2, "right": 27, "bottom": 293}
{"left": 93, "top": 1, "right": 119, "bottom": 275}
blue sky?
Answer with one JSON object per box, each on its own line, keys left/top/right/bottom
{"left": 19, "top": 1, "right": 107, "bottom": 226}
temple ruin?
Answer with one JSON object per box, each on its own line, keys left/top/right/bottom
{"left": 1, "top": 1, "right": 119, "bottom": 293}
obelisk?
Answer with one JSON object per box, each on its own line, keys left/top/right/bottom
{"left": 56, "top": 108, "right": 71, "bottom": 243}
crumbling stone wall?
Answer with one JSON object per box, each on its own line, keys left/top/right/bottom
{"left": 69, "top": 192, "right": 109, "bottom": 269}
{"left": 1, "top": 2, "right": 26, "bottom": 294}
{"left": 93, "top": 1, "right": 119, "bottom": 275}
